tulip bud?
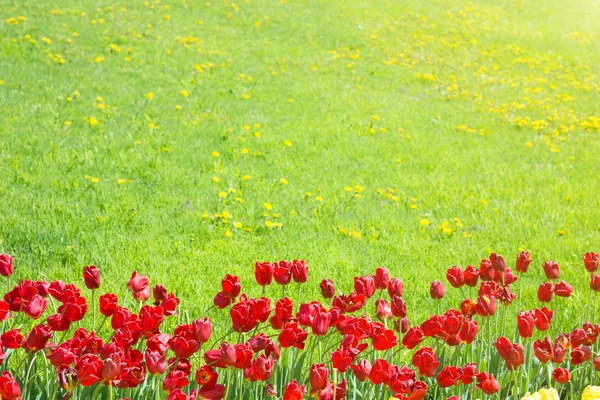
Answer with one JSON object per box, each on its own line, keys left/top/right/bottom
{"left": 0, "top": 254, "right": 14, "bottom": 278}
{"left": 374, "top": 267, "right": 390, "bottom": 290}
{"left": 319, "top": 279, "right": 335, "bottom": 299}
{"left": 82, "top": 265, "right": 100, "bottom": 290}
{"left": 430, "top": 281, "right": 445, "bottom": 300}
{"left": 516, "top": 251, "right": 532, "bottom": 273}
{"left": 543, "top": 261, "right": 560, "bottom": 280}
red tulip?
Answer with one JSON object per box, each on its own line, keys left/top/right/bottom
{"left": 231, "top": 302, "right": 257, "bottom": 333}
{"left": 273, "top": 261, "right": 292, "bottom": 285}
{"left": 283, "top": 380, "right": 305, "bottom": 400}
{"left": 552, "top": 367, "right": 570, "bottom": 384}
{"left": 495, "top": 337, "right": 524, "bottom": 370}
{"left": 312, "top": 312, "right": 331, "bottom": 336}
{"left": 351, "top": 359, "right": 372, "bottom": 382}
{"left": 1, "top": 329, "right": 22, "bottom": 349}
{"left": 479, "top": 259, "right": 496, "bottom": 282}
{"left": 375, "top": 267, "right": 390, "bottom": 290}
{"left": 246, "top": 354, "right": 274, "bottom": 382}
{"left": 195, "top": 365, "right": 218, "bottom": 387}
{"left": 476, "top": 295, "right": 497, "bottom": 317}
{"left": 198, "top": 384, "right": 225, "bottom": 399}
{"left": 537, "top": 282, "right": 554, "bottom": 303}
{"left": 371, "top": 328, "right": 397, "bottom": 351}
{"left": 76, "top": 354, "right": 103, "bottom": 386}
{"left": 593, "top": 357, "right": 600, "bottom": 371}
{"left": 464, "top": 265, "right": 479, "bottom": 287}
{"left": 489, "top": 253, "right": 506, "bottom": 272}
{"left": 459, "top": 320, "right": 478, "bottom": 344}
{"left": 461, "top": 363, "right": 478, "bottom": 384}
{"left": 221, "top": 274, "right": 241, "bottom": 298}
{"left": 163, "top": 370, "right": 189, "bottom": 394}
{"left": 533, "top": 337, "right": 553, "bottom": 363}
{"left": 22, "top": 324, "right": 52, "bottom": 353}
{"left": 476, "top": 372, "right": 499, "bottom": 395}
{"left": 543, "top": 261, "right": 560, "bottom": 280}
{"left": 436, "top": 366, "right": 462, "bottom": 388}
{"left": 99, "top": 293, "right": 119, "bottom": 317}
{"left": 591, "top": 274, "right": 600, "bottom": 291}
{"left": 145, "top": 349, "right": 167, "bottom": 375}
{"left": 127, "top": 271, "right": 150, "bottom": 302}
{"left": 534, "top": 307, "right": 553, "bottom": 331}
{"left": 387, "top": 278, "right": 404, "bottom": 297}
{"left": 516, "top": 251, "right": 533, "bottom": 273}
{"left": 402, "top": 327, "right": 424, "bottom": 349}
{"left": 429, "top": 281, "right": 445, "bottom": 300}
{"left": 0, "top": 371, "right": 21, "bottom": 400}
{"left": 391, "top": 295, "right": 406, "bottom": 318}
{"left": 369, "top": 359, "right": 390, "bottom": 385}
{"left": 320, "top": 279, "right": 335, "bottom": 299}
{"left": 291, "top": 260, "right": 308, "bottom": 283}
{"left": 331, "top": 347, "right": 355, "bottom": 373}
{"left": 102, "top": 353, "right": 122, "bottom": 381}
{"left": 552, "top": 343, "right": 568, "bottom": 364}
{"left": 375, "top": 299, "right": 392, "bottom": 321}
{"left": 571, "top": 346, "right": 592, "bottom": 365}
{"left": 83, "top": 265, "right": 100, "bottom": 289}
{"left": 584, "top": 252, "right": 600, "bottom": 273}
{"left": 517, "top": 311, "right": 535, "bottom": 338}
{"left": 309, "top": 364, "right": 329, "bottom": 393}
{"left": 0, "top": 254, "right": 14, "bottom": 277}
{"left": 255, "top": 262, "right": 273, "bottom": 286}
{"left": 412, "top": 347, "right": 439, "bottom": 377}
{"left": 278, "top": 322, "right": 308, "bottom": 350}
{"left": 354, "top": 276, "right": 376, "bottom": 298}
{"left": 555, "top": 280, "right": 573, "bottom": 297}
{"left": 446, "top": 266, "right": 465, "bottom": 288}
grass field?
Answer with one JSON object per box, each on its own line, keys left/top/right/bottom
{"left": 1, "top": 0, "right": 600, "bottom": 321}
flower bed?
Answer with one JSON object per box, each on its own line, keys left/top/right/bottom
{"left": 0, "top": 251, "right": 599, "bottom": 399}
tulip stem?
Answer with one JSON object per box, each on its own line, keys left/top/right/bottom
{"left": 109, "top": 382, "right": 114, "bottom": 400}
{"left": 512, "top": 369, "right": 520, "bottom": 397}
{"left": 92, "top": 289, "right": 96, "bottom": 331}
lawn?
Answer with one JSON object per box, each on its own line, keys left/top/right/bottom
{"left": 1, "top": 0, "right": 600, "bottom": 323}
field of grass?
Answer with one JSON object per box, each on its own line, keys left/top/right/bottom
{"left": 1, "top": 0, "right": 600, "bottom": 321}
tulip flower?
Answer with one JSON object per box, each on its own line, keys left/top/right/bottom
{"left": 374, "top": 267, "right": 390, "bottom": 290}
{"left": 273, "top": 261, "right": 292, "bottom": 285}
{"left": 291, "top": 260, "right": 308, "bottom": 283}
{"left": 283, "top": 380, "right": 305, "bottom": 400}
{"left": 354, "top": 276, "right": 376, "bottom": 298}
{"left": 0, "top": 371, "right": 21, "bottom": 400}
{"left": 436, "top": 366, "right": 462, "bottom": 388}
{"left": 351, "top": 359, "right": 371, "bottom": 382}
{"left": 459, "top": 320, "right": 478, "bottom": 344}
{"left": 542, "top": 261, "right": 560, "bottom": 280}
{"left": 387, "top": 278, "right": 404, "bottom": 297}
{"left": 412, "top": 347, "right": 439, "bottom": 377}
{"left": 446, "top": 266, "right": 465, "bottom": 288}
{"left": 0, "top": 254, "right": 14, "bottom": 278}
{"left": 552, "top": 367, "right": 570, "bottom": 384}
{"left": 534, "top": 307, "right": 553, "bottom": 331}
{"left": 255, "top": 262, "right": 273, "bottom": 286}
{"left": 571, "top": 346, "right": 592, "bottom": 365}
{"left": 83, "top": 265, "right": 100, "bottom": 289}
{"left": 516, "top": 251, "right": 533, "bottom": 273}
{"left": 554, "top": 280, "right": 573, "bottom": 297}
{"left": 429, "top": 281, "right": 445, "bottom": 300}
{"left": 490, "top": 253, "right": 506, "bottom": 272}
{"left": 594, "top": 357, "right": 600, "bottom": 371}
{"left": 464, "top": 265, "right": 479, "bottom": 287}
{"left": 309, "top": 364, "right": 329, "bottom": 393}
{"left": 517, "top": 311, "right": 535, "bottom": 338}
{"left": 476, "top": 372, "right": 499, "bottom": 395}
{"left": 320, "top": 279, "right": 335, "bottom": 299}
{"left": 537, "top": 282, "right": 554, "bottom": 303}
{"left": 584, "top": 252, "right": 600, "bottom": 273}
{"left": 533, "top": 337, "right": 553, "bottom": 363}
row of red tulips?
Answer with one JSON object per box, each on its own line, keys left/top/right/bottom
{"left": 0, "top": 251, "right": 598, "bottom": 399}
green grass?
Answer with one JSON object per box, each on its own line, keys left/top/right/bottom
{"left": 1, "top": 0, "right": 600, "bottom": 321}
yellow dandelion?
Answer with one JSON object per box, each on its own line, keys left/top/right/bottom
{"left": 87, "top": 117, "right": 98, "bottom": 127}
{"left": 420, "top": 219, "right": 430, "bottom": 227}
{"left": 212, "top": 151, "right": 220, "bottom": 157}
{"left": 234, "top": 222, "right": 242, "bottom": 229}
{"left": 180, "top": 89, "right": 189, "bottom": 97}
{"left": 219, "top": 192, "right": 227, "bottom": 198}
{"left": 280, "top": 178, "right": 288, "bottom": 185}
{"left": 265, "top": 221, "right": 274, "bottom": 228}
{"left": 91, "top": 177, "right": 99, "bottom": 183}
{"left": 264, "top": 202, "right": 273, "bottom": 210}
{"left": 224, "top": 231, "right": 233, "bottom": 237}
{"left": 117, "top": 178, "right": 126, "bottom": 184}
{"left": 242, "top": 175, "right": 251, "bottom": 181}
{"left": 212, "top": 177, "right": 220, "bottom": 183}
{"left": 146, "top": 92, "right": 154, "bottom": 100}
{"left": 283, "top": 140, "right": 292, "bottom": 146}
{"left": 222, "top": 211, "right": 231, "bottom": 218}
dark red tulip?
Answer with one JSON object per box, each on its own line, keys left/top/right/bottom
{"left": 571, "top": 346, "right": 592, "bottom": 365}
{"left": 476, "top": 372, "right": 499, "bottom": 395}
{"left": 591, "top": 274, "right": 600, "bottom": 291}
{"left": 594, "top": 357, "right": 600, "bottom": 372}
{"left": 374, "top": 267, "right": 390, "bottom": 290}
{"left": 387, "top": 278, "right": 404, "bottom": 297}
{"left": 552, "top": 344, "right": 568, "bottom": 364}
{"left": 255, "top": 262, "right": 273, "bottom": 286}
{"left": 22, "top": 324, "right": 52, "bottom": 353}
{"left": 291, "top": 260, "right": 308, "bottom": 283}
{"left": 459, "top": 320, "right": 478, "bottom": 344}
{"left": 495, "top": 337, "right": 524, "bottom": 370}
{"left": 543, "top": 261, "right": 560, "bottom": 280}
{"left": 273, "top": 261, "right": 292, "bottom": 285}
{"left": 464, "top": 265, "right": 479, "bottom": 287}
{"left": 278, "top": 322, "right": 308, "bottom": 350}
{"left": 585, "top": 252, "right": 600, "bottom": 273}
{"left": 231, "top": 302, "right": 257, "bottom": 333}
{"left": 537, "top": 282, "right": 554, "bottom": 303}
{"left": 351, "top": 359, "right": 371, "bottom": 382}
{"left": 0, "top": 371, "right": 21, "bottom": 400}
{"left": 309, "top": 364, "right": 329, "bottom": 393}
{"left": 479, "top": 259, "right": 496, "bottom": 282}
{"left": 412, "top": 347, "right": 439, "bottom": 377}
{"left": 446, "top": 266, "right": 464, "bottom": 288}
{"left": 516, "top": 251, "right": 533, "bottom": 273}
{"left": 283, "top": 380, "right": 305, "bottom": 400}
{"left": 152, "top": 284, "right": 167, "bottom": 304}
{"left": 552, "top": 367, "right": 570, "bottom": 384}
{"left": 436, "top": 366, "right": 463, "bottom": 388}
{"left": 320, "top": 279, "right": 335, "bottom": 299}
{"left": 476, "top": 295, "right": 497, "bottom": 317}
{"left": 555, "top": 280, "right": 573, "bottom": 297}
{"left": 221, "top": 274, "right": 241, "bottom": 298}
{"left": 534, "top": 307, "right": 553, "bottom": 331}
{"left": 391, "top": 295, "right": 406, "bottom": 318}
{"left": 354, "top": 276, "right": 376, "bottom": 298}
{"left": 102, "top": 353, "right": 122, "bottom": 381}
{"left": 533, "top": 337, "right": 553, "bottom": 363}
{"left": 83, "top": 265, "right": 100, "bottom": 290}
{"left": 489, "top": 253, "right": 506, "bottom": 272}
{"left": 429, "top": 281, "right": 445, "bottom": 300}
{"left": 0, "top": 254, "right": 14, "bottom": 278}
{"left": 517, "top": 311, "right": 535, "bottom": 338}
